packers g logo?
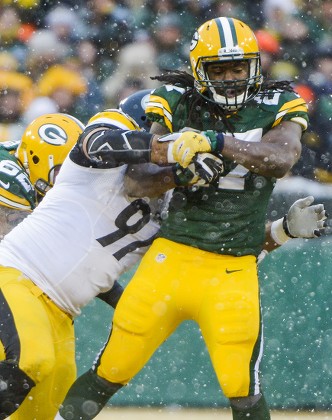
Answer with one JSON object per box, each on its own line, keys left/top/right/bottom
{"left": 190, "top": 31, "right": 199, "bottom": 51}
{"left": 38, "top": 124, "right": 68, "bottom": 146}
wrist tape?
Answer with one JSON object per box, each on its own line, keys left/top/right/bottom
{"left": 204, "top": 131, "right": 225, "bottom": 152}
{"left": 270, "top": 216, "right": 292, "bottom": 245}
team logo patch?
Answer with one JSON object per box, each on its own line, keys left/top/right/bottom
{"left": 155, "top": 253, "right": 166, "bottom": 263}
{"left": 38, "top": 124, "right": 68, "bottom": 146}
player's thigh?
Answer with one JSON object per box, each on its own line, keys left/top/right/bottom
{"left": 10, "top": 332, "right": 76, "bottom": 420}
{"left": 10, "top": 294, "right": 76, "bottom": 420}
{"left": 199, "top": 256, "right": 261, "bottom": 397}
{"left": 0, "top": 267, "right": 57, "bottom": 381}
{"left": 96, "top": 239, "right": 183, "bottom": 384}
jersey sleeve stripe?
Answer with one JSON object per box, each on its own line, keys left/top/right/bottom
{"left": 278, "top": 97, "right": 306, "bottom": 112}
{"left": 148, "top": 95, "right": 172, "bottom": 115}
{"left": 275, "top": 104, "right": 308, "bottom": 120}
{"left": 289, "top": 116, "right": 308, "bottom": 130}
{"left": 272, "top": 115, "right": 308, "bottom": 130}
{"left": 272, "top": 97, "right": 308, "bottom": 129}
{"left": 147, "top": 95, "right": 173, "bottom": 125}
{"left": 0, "top": 191, "right": 32, "bottom": 210}
{"left": 146, "top": 103, "right": 173, "bottom": 132}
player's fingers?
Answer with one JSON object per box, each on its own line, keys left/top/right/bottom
{"left": 313, "top": 203, "right": 325, "bottom": 215}
{"left": 315, "top": 210, "right": 328, "bottom": 222}
{"left": 296, "top": 195, "right": 315, "bottom": 208}
{"left": 317, "top": 220, "right": 327, "bottom": 229}
{"left": 320, "top": 209, "right": 328, "bottom": 219}
{"left": 180, "top": 149, "right": 192, "bottom": 168}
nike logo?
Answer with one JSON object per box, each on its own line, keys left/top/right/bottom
{"left": 225, "top": 269, "right": 243, "bottom": 274}
{"left": 0, "top": 180, "right": 10, "bottom": 189}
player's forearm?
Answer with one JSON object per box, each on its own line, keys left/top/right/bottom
{"left": 79, "top": 126, "right": 176, "bottom": 167}
{"left": 203, "top": 120, "right": 302, "bottom": 178}
{"left": 263, "top": 221, "right": 282, "bottom": 252}
{"left": 221, "top": 136, "right": 300, "bottom": 178}
{"left": 125, "top": 164, "right": 176, "bottom": 198}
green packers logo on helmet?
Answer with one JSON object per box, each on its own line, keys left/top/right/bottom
{"left": 38, "top": 123, "right": 69, "bottom": 146}
{"left": 16, "top": 113, "right": 85, "bottom": 195}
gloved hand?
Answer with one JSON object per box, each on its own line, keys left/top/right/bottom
{"left": 173, "top": 153, "right": 224, "bottom": 186}
{"left": 286, "top": 196, "right": 327, "bottom": 238}
{"left": 270, "top": 196, "right": 327, "bottom": 245}
{"left": 164, "top": 131, "right": 213, "bottom": 168}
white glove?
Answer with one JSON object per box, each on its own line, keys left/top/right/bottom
{"left": 159, "top": 131, "right": 212, "bottom": 168}
{"left": 270, "top": 196, "right": 327, "bottom": 245}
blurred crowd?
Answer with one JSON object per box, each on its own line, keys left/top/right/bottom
{"left": 0, "top": 0, "right": 331, "bottom": 181}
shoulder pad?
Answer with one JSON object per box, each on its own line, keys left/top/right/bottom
{"left": 147, "top": 85, "right": 186, "bottom": 132}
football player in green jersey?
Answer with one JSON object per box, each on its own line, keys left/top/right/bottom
{"left": 55, "top": 17, "right": 316, "bottom": 420}
{"left": 0, "top": 113, "right": 84, "bottom": 239}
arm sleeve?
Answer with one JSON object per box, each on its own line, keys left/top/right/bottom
{"left": 78, "top": 126, "right": 154, "bottom": 168}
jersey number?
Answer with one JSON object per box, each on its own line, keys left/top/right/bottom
{"left": 96, "top": 199, "right": 156, "bottom": 260}
{"left": 0, "top": 160, "right": 32, "bottom": 193}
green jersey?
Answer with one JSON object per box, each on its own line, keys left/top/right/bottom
{"left": 146, "top": 85, "right": 308, "bottom": 256}
{"left": 0, "top": 144, "right": 36, "bottom": 210}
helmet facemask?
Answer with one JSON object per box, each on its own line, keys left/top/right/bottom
{"left": 195, "top": 53, "right": 262, "bottom": 111}
{"left": 34, "top": 164, "right": 61, "bottom": 196}
{"left": 190, "top": 17, "right": 264, "bottom": 111}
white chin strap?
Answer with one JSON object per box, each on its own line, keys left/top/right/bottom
{"left": 210, "top": 88, "right": 246, "bottom": 109}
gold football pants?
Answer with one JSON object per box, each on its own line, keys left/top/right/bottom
{"left": 96, "top": 238, "right": 263, "bottom": 398}
{"left": 0, "top": 266, "right": 75, "bottom": 420}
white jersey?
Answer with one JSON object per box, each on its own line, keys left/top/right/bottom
{"left": 0, "top": 157, "right": 159, "bottom": 317}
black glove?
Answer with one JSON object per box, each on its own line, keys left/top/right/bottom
{"left": 173, "top": 152, "right": 224, "bottom": 186}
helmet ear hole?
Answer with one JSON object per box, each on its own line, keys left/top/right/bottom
{"left": 32, "top": 155, "right": 39, "bottom": 164}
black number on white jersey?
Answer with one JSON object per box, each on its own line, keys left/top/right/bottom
{"left": 97, "top": 199, "right": 156, "bottom": 260}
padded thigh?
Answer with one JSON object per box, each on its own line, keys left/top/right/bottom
{"left": 93, "top": 238, "right": 262, "bottom": 399}
{"left": 0, "top": 266, "right": 76, "bottom": 420}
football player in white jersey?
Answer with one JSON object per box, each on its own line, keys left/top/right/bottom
{"left": 0, "top": 97, "right": 226, "bottom": 419}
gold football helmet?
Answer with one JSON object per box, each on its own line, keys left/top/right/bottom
{"left": 16, "top": 113, "right": 85, "bottom": 195}
{"left": 190, "top": 17, "right": 263, "bottom": 110}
